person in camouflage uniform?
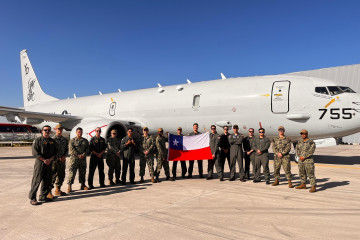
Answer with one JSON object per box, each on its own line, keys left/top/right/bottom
{"left": 139, "top": 127, "right": 157, "bottom": 183}
{"left": 295, "top": 129, "right": 317, "bottom": 193}
{"left": 229, "top": 124, "right": 245, "bottom": 181}
{"left": 271, "top": 126, "right": 293, "bottom": 188}
{"left": 50, "top": 124, "right": 68, "bottom": 197}
{"left": 67, "top": 127, "right": 89, "bottom": 193}
{"left": 29, "top": 125, "right": 57, "bottom": 205}
{"left": 155, "top": 128, "right": 174, "bottom": 181}
{"left": 106, "top": 129, "right": 121, "bottom": 185}
{"left": 251, "top": 128, "right": 271, "bottom": 184}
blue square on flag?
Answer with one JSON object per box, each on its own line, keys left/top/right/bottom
{"left": 169, "top": 134, "right": 183, "bottom": 150}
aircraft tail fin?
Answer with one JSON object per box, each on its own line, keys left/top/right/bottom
{"left": 20, "top": 50, "right": 58, "bottom": 108}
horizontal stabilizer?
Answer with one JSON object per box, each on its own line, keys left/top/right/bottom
{"left": 0, "top": 106, "right": 82, "bottom": 123}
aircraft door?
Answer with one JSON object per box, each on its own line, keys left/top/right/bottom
{"left": 271, "top": 80, "right": 290, "bottom": 113}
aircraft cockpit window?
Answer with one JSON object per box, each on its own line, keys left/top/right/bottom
{"left": 339, "top": 86, "right": 356, "bottom": 93}
{"left": 327, "top": 86, "right": 344, "bottom": 96}
{"left": 315, "top": 87, "right": 329, "bottom": 95}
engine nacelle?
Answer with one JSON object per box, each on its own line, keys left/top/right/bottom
{"left": 70, "top": 119, "right": 127, "bottom": 141}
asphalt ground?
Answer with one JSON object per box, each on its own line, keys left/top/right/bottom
{"left": 0, "top": 145, "right": 359, "bottom": 240}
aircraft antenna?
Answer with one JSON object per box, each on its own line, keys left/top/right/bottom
{"left": 221, "top": 73, "right": 226, "bottom": 79}
{"left": 187, "top": 79, "right": 192, "bottom": 84}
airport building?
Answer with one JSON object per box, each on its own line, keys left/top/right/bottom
{"left": 287, "top": 64, "right": 360, "bottom": 143}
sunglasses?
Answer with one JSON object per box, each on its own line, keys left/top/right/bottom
{"left": 43, "top": 129, "right": 51, "bottom": 132}
{"left": 111, "top": 133, "right": 117, "bottom": 134}
{"left": 96, "top": 130, "right": 101, "bottom": 132}
{"left": 211, "top": 128, "right": 216, "bottom": 130}
{"left": 300, "top": 133, "right": 307, "bottom": 135}
{"left": 128, "top": 131, "right": 133, "bottom": 132}
{"left": 259, "top": 131, "right": 264, "bottom": 133}
{"left": 249, "top": 131, "right": 254, "bottom": 132}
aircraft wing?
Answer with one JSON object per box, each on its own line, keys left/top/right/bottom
{"left": 0, "top": 106, "right": 82, "bottom": 123}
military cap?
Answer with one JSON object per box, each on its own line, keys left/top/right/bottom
{"left": 111, "top": 129, "right": 117, "bottom": 133}
{"left": 233, "top": 124, "right": 239, "bottom": 129}
{"left": 177, "top": 127, "right": 182, "bottom": 130}
{"left": 143, "top": 127, "right": 149, "bottom": 131}
{"left": 278, "top": 126, "right": 285, "bottom": 131}
{"left": 158, "top": 128, "right": 163, "bottom": 132}
{"left": 54, "top": 124, "right": 64, "bottom": 129}
{"left": 300, "top": 129, "right": 308, "bottom": 134}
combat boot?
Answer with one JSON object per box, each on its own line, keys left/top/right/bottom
{"left": 115, "top": 179, "right": 121, "bottom": 184}
{"left": 295, "top": 183, "right": 306, "bottom": 189}
{"left": 140, "top": 176, "right": 145, "bottom": 183}
{"left": 272, "top": 178, "right": 279, "bottom": 186}
{"left": 54, "top": 186, "right": 61, "bottom": 196}
{"left": 151, "top": 176, "right": 157, "bottom": 183}
{"left": 109, "top": 180, "right": 116, "bottom": 186}
{"left": 80, "top": 183, "right": 89, "bottom": 190}
{"left": 309, "top": 185, "right": 316, "bottom": 193}
{"left": 156, "top": 176, "right": 161, "bottom": 182}
{"left": 288, "top": 180, "right": 293, "bottom": 188}
{"left": 67, "top": 184, "right": 72, "bottom": 193}
{"left": 47, "top": 191, "right": 54, "bottom": 199}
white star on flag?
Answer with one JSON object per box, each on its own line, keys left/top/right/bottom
{"left": 173, "top": 139, "right": 179, "bottom": 146}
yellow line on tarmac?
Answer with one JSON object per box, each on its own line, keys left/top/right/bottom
{"left": 269, "top": 160, "right": 360, "bottom": 170}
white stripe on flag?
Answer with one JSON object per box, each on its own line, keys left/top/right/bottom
{"left": 183, "top": 132, "right": 210, "bottom": 151}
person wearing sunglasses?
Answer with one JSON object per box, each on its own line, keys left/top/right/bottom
{"left": 172, "top": 127, "right": 188, "bottom": 179}
{"left": 67, "top": 127, "right": 90, "bottom": 193}
{"left": 88, "top": 127, "right": 107, "bottom": 189}
{"left": 140, "top": 127, "right": 157, "bottom": 183}
{"left": 271, "top": 126, "right": 293, "bottom": 188}
{"left": 155, "top": 128, "right": 174, "bottom": 182}
{"left": 295, "top": 129, "right": 316, "bottom": 193}
{"left": 243, "top": 128, "right": 255, "bottom": 180}
{"left": 208, "top": 125, "right": 223, "bottom": 181}
{"left": 251, "top": 128, "right": 271, "bottom": 184}
{"left": 121, "top": 128, "right": 138, "bottom": 184}
{"left": 229, "top": 124, "right": 245, "bottom": 181}
{"left": 29, "top": 125, "right": 57, "bottom": 205}
{"left": 106, "top": 129, "right": 122, "bottom": 186}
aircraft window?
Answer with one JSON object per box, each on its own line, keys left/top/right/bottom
{"left": 327, "top": 86, "right": 344, "bottom": 96}
{"left": 192, "top": 95, "right": 200, "bottom": 110}
{"left": 315, "top": 87, "right": 329, "bottom": 95}
{"left": 339, "top": 86, "right": 356, "bottom": 93}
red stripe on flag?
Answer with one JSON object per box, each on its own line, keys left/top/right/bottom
{"left": 168, "top": 147, "right": 213, "bottom": 161}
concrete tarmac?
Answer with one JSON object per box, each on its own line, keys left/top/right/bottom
{"left": 0, "top": 145, "right": 359, "bottom": 240}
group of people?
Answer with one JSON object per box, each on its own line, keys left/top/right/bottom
{"left": 28, "top": 123, "right": 317, "bottom": 206}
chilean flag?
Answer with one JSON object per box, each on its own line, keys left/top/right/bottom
{"left": 167, "top": 133, "right": 213, "bottom": 161}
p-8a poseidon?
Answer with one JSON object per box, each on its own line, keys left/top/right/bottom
{"left": 1, "top": 49, "right": 360, "bottom": 142}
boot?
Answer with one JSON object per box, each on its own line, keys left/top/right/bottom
{"left": 54, "top": 186, "right": 61, "bottom": 196}
{"left": 309, "top": 185, "right": 316, "bottom": 193}
{"left": 288, "top": 180, "right": 293, "bottom": 188}
{"left": 272, "top": 178, "right": 279, "bottom": 186}
{"left": 80, "top": 183, "right": 89, "bottom": 190}
{"left": 151, "top": 176, "right": 157, "bottom": 183}
{"left": 47, "top": 191, "right": 54, "bottom": 199}
{"left": 156, "top": 176, "right": 160, "bottom": 182}
{"left": 115, "top": 179, "right": 121, "bottom": 184}
{"left": 109, "top": 180, "right": 116, "bottom": 186}
{"left": 295, "top": 183, "right": 306, "bottom": 189}
{"left": 140, "top": 176, "right": 145, "bottom": 183}
{"left": 67, "top": 184, "right": 72, "bottom": 193}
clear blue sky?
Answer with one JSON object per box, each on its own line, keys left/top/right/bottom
{"left": 1, "top": 0, "right": 360, "bottom": 108}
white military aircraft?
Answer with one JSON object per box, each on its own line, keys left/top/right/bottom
{"left": 1, "top": 49, "right": 360, "bottom": 142}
